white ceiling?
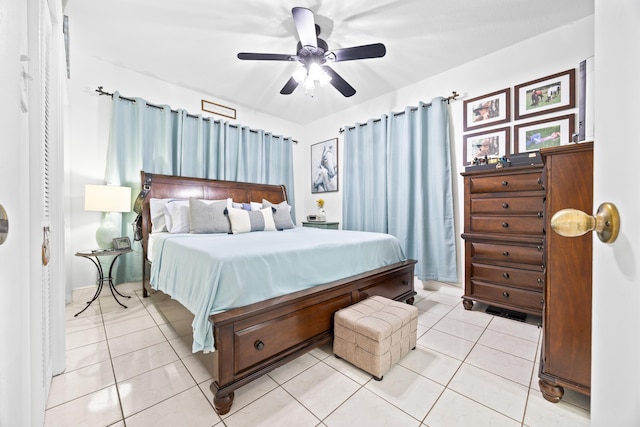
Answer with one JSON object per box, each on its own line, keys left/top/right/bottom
{"left": 66, "top": 0, "right": 594, "bottom": 125}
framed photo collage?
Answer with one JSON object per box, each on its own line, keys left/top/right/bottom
{"left": 462, "top": 68, "right": 577, "bottom": 166}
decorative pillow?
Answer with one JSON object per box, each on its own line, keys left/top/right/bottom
{"left": 262, "top": 199, "right": 295, "bottom": 230}
{"left": 189, "top": 198, "right": 231, "bottom": 234}
{"left": 226, "top": 207, "right": 276, "bottom": 234}
{"left": 232, "top": 201, "right": 262, "bottom": 211}
{"left": 149, "top": 198, "right": 173, "bottom": 232}
{"left": 164, "top": 200, "right": 190, "bottom": 233}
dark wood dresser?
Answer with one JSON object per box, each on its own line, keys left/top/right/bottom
{"left": 461, "top": 164, "right": 546, "bottom": 316}
{"left": 538, "top": 142, "right": 593, "bottom": 402}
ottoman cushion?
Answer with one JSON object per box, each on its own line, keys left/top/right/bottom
{"left": 334, "top": 296, "right": 418, "bottom": 379}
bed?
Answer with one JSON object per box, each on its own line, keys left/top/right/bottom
{"left": 139, "top": 171, "right": 417, "bottom": 415}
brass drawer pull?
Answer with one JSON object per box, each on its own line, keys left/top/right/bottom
{"left": 502, "top": 291, "right": 510, "bottom": 298}
{"left": 501, "top": 181, "right": 508, "bottom": 186}
{"left": 503, "top": 273, "right": 510, "bottom": 279}
{"left": 502, "top": 251, "right": 509, "bottom": 256}
{"left": 502, "top": 222, "right": 509, "bottom": 228}
{"left": 255, "top": 340, "right": 265, "bottom": 351}
{"left": 502, "top": 203, "right": 509, "bottom": 209}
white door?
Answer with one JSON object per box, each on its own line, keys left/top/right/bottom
{"left": 591, "top": 1, "right": 640, "bottom": 424}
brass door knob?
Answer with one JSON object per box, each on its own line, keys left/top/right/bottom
{"left": 550, "top": 202, "right": 620, "bottom": 243}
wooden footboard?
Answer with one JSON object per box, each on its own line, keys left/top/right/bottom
{"left": 209, "top": 259, "right": 416, "bottom": 414}
{"left": 148, "top": 259, "right": 416, "bottom": 415}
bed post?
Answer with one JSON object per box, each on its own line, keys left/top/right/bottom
{"left": 139, "top": 172, "right": 152, "bottom": 297}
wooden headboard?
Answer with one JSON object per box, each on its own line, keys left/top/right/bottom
{"left": 139, "top": 171, "right": 288, "bottom": 292}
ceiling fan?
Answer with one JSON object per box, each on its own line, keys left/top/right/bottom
{"left": 237, "top": 7, "right": 386, "bottom": 97}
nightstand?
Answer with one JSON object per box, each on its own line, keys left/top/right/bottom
{"left": 302, "top": 221, "right": 339, "bottom": 230}
{"left": 74, "top": 248, "right": 133, "bottom": 316}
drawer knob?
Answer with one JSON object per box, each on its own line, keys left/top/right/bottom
{"left": 537, "top": 212, "right": 544, "bottom": 218}
{"left": 254, "top": 340, "right": 265, "bottom": 351}
{"left": 502, "top": 222, "right": 509, "bottom": 228}
{"left": 503, "top": 273, "right": 510, "bottom": 279}
{"left": 502, "top": 203, "right": 509, "bottom": 209}
{"left": 502, "top": 251, "right": 509, "bottom": 256}
{"left": 537, "top": 278, "right": 543, "bottom": 284}
{"left": 540, "top": 299, "right": 545, "bottom": 304}
{"left": 537, "top": 245, "right": 543, "bottom": 252}
{"left": 502, "top": 291, "right": 510, "bottom": 298}
{"left": 501, "top": 180, "right": 508, "bottom": 186}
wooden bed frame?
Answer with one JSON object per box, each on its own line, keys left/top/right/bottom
{"left": 139, "top": 171, "right": 417, "bottom": 415}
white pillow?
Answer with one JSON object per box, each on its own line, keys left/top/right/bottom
{"left": 164, "top": 200, "right": 190, "bottom": 233}
{"left": 149, "top": 198, "right": 173, "bottom": 232}
{"left": 226, "top": 207, "right": 276, "bottom": 234}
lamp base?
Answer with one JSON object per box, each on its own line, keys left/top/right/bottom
{"left": 96, "top": 217, "right": 118, "bottom": 249}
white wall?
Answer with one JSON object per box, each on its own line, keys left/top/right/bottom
{"left": 296, "top": 15, "right": 594, "bottom": 285}
{"left": 67, "top": 14, "right": 594, "bottom": 292}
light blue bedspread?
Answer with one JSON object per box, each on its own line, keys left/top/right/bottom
{"left": 149, "top": 227, "right": 406, "bottom": 352}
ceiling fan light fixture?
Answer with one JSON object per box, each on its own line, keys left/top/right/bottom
{"left": 303, "top": 77, "right": 316, "bottom": 90}
{"left": 292, "top": 66, "right": 307, "bottom": 83}
{"left": 238, "top": 7, "right": 384, "bottom": 97}
{"left": 308, "top": 63, "right": 324, "bottom": 81}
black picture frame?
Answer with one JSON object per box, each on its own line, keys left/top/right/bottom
{"left": 514, "top": 69, "right": 576, "bottom": 120}
{"left": 463, "top": 88, "right": 511, "bottom": 131}
{"left": 462, "top": 127, "right": 511, "bottom": 166}
{"left": 513, "top": 114, "right": 575, "bottom": 153}
{"left": 311, "top": 138, "right": 338, "bottom": 193}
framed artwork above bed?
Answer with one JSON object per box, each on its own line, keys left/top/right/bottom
{"left": 311, "top": 138, "right": 338, "bottom": 193}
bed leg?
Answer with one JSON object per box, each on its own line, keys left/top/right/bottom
{"left": 211, "top": 387, "right": 234, "bottom": 415}
{"left": 406, "top": 296, "right": 415, "bottom": 305}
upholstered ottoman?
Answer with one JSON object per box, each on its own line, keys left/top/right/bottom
{"left": 333, "top": 296, "right": 418, "bottom": 380}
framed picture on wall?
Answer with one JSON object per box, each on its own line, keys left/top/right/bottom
{"left": 514, "top": 69, "right": 575, "bottom": 120}
{"left": 463, "top": 88, "right": 510, "bottom": 131}
{"left": 514, "top": 114, "right": 575, "bottom": 153}
{"left": 311, "top": 138, "right": 338, "bottom": 193}
{"left": 463, "top": 127, "right": 510, "bottom": 165}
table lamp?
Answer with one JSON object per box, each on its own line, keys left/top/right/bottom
{"left": 84, "top": 184, "right": 131, "bottom": 248}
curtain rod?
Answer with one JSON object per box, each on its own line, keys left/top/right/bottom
{"left": 95, "top": 86, "right": 298, "bottom": 143}
{"left": 338, "top": 91, "right": 459, "bottom": 134}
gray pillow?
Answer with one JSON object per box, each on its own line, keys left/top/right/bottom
{"left": 189, "top": 198, "right": 231, "bottom": 234}
{"left": 262, "top": 199, "right": 295, "bottom": 230}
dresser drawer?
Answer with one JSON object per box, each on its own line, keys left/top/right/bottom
{"left": 469, "top": 172, "right": 543, "bottom": 194}
{"left": 470, "top": 196, "right": 544, "bottom": 214}
{"left": 471, "top": 263, "right": 544, "bottom": 291}
{"left": 468, "top": 281, "right": 543, "bottom": 313}
{"left": 469, "top": 216, "right": 544, "bottom": 234}
{"left": 470, "top": 241, "right": 543, "bottom": 265}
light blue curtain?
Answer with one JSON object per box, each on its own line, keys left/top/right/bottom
{"left": 105, "top": 92, "right": 296, "bottom": 283}
{"left": 342, "top": 98, "right": 457, "bottom": 282}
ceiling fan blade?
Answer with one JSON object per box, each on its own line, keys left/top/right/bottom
{"left": 237, "top": 53, "right": 296, "bottom": 61}
{"left": 280, "top": 76, "right": 299, "bottom": 95}
{"left": 322, "top": 66, "right": 356, "bottom": 97}
{"left": 328, "top": 43, "right": 386, "bottom": 62}
{"left": 292, "top": 7, "right": 317, "bottom": 48}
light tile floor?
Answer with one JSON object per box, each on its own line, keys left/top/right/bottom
{"left": 45, "top": 281, "right": 591, "bottom": 427}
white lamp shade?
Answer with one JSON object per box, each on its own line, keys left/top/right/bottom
{"left": 84, "top": 185, "right": 131, "bottom": 213}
